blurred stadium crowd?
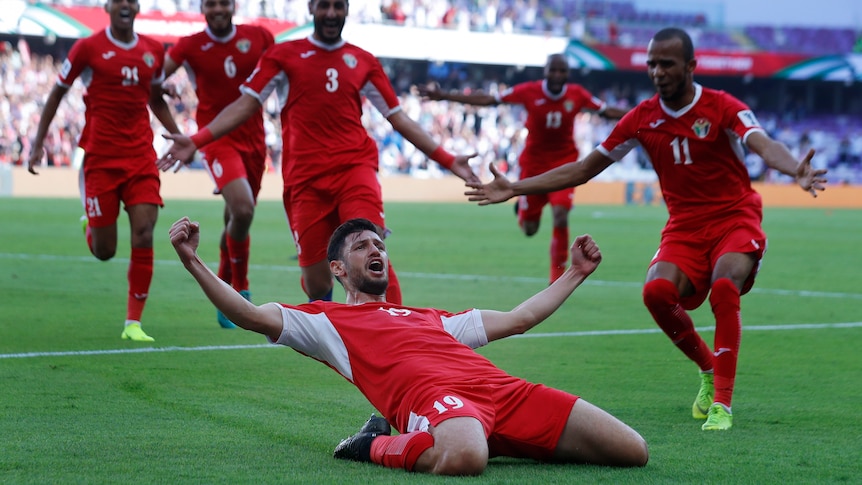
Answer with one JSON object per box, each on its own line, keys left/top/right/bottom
{"left": 3, "top": 0, "right": 862, "bottom": 185}
{"left": 40, "top": 0, "right": 862, "bottom": 55}
{"left": 4, "top": 45, "right": 862, "bottom": 185}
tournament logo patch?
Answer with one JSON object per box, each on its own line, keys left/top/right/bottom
{"left": 564, "top": 100, "right": 575, "bottom": 112}
{"left": 143, "top": 52, "right": 155, "bottom": 68}
{"left": 342, "top": 53, "right": 358, "bottom": 69}
{"left": 737, "top": 109, "right": 761, "bottom": 128}
{"left": 691, "top": 118, "right": 711, "bottom": 138}
{"left": 236, "top": 39, "right": 251, "bottom": 54}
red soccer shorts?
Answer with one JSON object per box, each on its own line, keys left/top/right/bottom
{"left": 402, "top": 379, "right": 578, "bottom": 461}
{"left": 517, "top": 188, "right": 574, "bottom": 224}
{"left": 81, "top": 153, "right": 162, "bottom": 228}
{"left": 651, "top": 215, "right": 767, "bottom": 310}
{"left": 517, "top": 160, "right": 575, "bottom": 223}
{"left": 286, "top": 165, "right": 386, "bottom": 267}
{"left": 201, "top": 138, "right": 267, "bottom": 198}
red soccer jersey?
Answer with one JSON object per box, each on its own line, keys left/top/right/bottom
{"left": 167, "top": 24, "right": 273, "bottom": 148}
{"left": 599, "top": 84, "right": 765, "bottom": 229}
{"left": 499, "top": 80, "right": 604, "bottom": 175}
{"left": 58, "top": 29, "right": 165, "bottom": 163}
{"left": 271, "top": 301, "right": 523, "bottom": 433}
{"left": 241, "top": 37, "right": 402, "bottom": 187}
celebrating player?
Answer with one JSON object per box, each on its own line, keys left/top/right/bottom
{"left": 158, "top": 0, "right": 480, "bottom": 304}
{"left": 169, "top": 215, "right": 648, "bottom": 475}
{"left": 27, "top": 0, "right": 181, "bottom": 342}
{"left": 162, "top": 0, "right": 274, "bottom": 328}
{"left": 466, "top": 27, "right": 828, "bottom": 431}
{"left": 420, "top": 53, "right": 626, "bottom": 283}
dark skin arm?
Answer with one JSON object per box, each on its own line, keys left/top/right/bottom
{"left": 465, "top": 149, "right": 615, "bottom": 205}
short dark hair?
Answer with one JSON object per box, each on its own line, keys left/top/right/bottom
{"left": 653, "top": 27, "right": 694, "bottom": 62}
{"left": 327, "top": 218, "right": 381, "bottom": 263}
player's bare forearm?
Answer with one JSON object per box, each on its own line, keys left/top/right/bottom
{"left": 206, "top": 93, "right": 261, "bottom": 139}
{"left": 481, "top": 235, "right": 601, "bottom": 342}
{"left": 748, "top": 133, "right": 827, "bottom": 196}
{"left": 466, "top": 159, "right": 595, "bottom": 206}
{"left": 417, "top": 84, "right": 497, "bottom": 105}
{"left": 169, "top": 217, "right": 283, "bottom": 340}
{"left": 28, "top": 85, "right": 67, "bottom": 175}
{"left": 149, "top": 93, "right": 181, "bottom": 135}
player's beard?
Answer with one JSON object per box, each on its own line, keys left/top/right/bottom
{"left": 357, "top": 276, "right": 388, "bottom": 296}
{"left": 659, "top": 77, "right": 688, "bottom": 103}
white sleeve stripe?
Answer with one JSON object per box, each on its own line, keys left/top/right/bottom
{"left": 442, "top": 309, "right": 488, "bottom": 349}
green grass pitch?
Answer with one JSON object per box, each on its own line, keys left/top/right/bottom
{"left": 1, "top": 197, "right": 860, "bottom": 484}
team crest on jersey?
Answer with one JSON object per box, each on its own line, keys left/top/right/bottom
{"left": 691, "top": 118, "right": 711, "bottom": 138}
{"left": 564, "top": 100, "right": 575, "bottom": 112}
{"left": 142, "top": 52, "right": 155, "bottom": 68}
{"left": 236, "top": 39, "right": 251, "bottom": 54}
{"left": 342, "top": 53, "right": 358, "bottom": 69}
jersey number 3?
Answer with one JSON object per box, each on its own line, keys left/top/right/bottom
{"left": 325, "top": 68, "right": 339, "bottom": 92}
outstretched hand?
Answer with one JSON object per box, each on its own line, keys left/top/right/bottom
{"left": 169, "top": 217, "right": 201, "bottom": 263}
{"left": 416, "top": 81, "right": 443, "bottom": 101}
{"left": 156, "top": 133, "right": 197, "bottom": 172}
{"left": 464, "top": 163, "right": 515, "bottom": 205}
{"left": 795, "top": 148, "right": 828, "bottom": 197}
{"left": 568, "top": 234, "right": 602, "bottom": 277}
{"left": 26, "top": 145, "right": 45, "bottom": 175}
{"left": 450, "top": 153, "right": 481, "bottom": 185}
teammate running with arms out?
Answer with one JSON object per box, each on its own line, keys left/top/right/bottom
{"left": 162, "top": 0, "right": 274, "bottom": 328}
{"left": 158, "top": 0, "right": 480, "bottom": 305}
{"left": 420, "top": 53, "right": 627, "bottom": 284}
{"left": 466, "top": 27, "right": 827, "bottom": 431}
{"left": 169, "top": 215, "right": 648, "bottom": 475}
{"left": 27, "top": 0, "right": 181, "bottom": 342}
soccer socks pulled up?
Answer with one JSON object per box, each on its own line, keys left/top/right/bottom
{"left": 226, "top": 234, "right": 250, "bottom": 291}
{"left": 370, "top": 431, "right": 434, "bottom": 471}
{"left": 127, "top": 247, "right": 154, "bottom": 322}
{"left": 217, "top": 243, "right": 232, "bottom": 284}
{"left": 643, "top": 278, "right": 714, "bottom": 371}
{"left": 549, "top": 225, "right": 569, "bottom": 283}
{"left": 710, "top": 277, "right": 742, "bottom": 408}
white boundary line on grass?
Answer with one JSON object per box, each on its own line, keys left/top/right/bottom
{"left": 3, "top": 252, "right": 862, "bottom": 300}
{"left": 1, "top": 322, "right": 860, "bottom": 360}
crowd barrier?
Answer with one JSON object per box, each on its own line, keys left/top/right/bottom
{"left": 3, "top": 165, "right": 861, "bottom": 208}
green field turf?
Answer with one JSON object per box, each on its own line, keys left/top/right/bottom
{"left": 1, "top": 198, "right": 860, "bottom": 484}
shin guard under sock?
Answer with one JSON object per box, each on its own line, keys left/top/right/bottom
{"left": 226, "top": 235, "right": 250, "bottom": 291}
{"left": 643, "top": 278, "right": 713, "bottom": 371}
{"left": 127, "top": 247, "right": 154, "bottom": 322}
{"left": 370, "top": 432, "right": 434, "bottom": 471}
{"left": 549, "top": 226, "right": 569, "bottom": 283}
{"left": 710, "top": 277, "right": 742, "bottom": 407}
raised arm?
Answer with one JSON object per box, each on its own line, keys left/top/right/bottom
{"left": 417, "top": 82, "right": 499, "bottom": 106}
{"left": 387, "top": 109, "right": 480, "bottom": 184}
{"left": 479, "top": 234, "right": 602, "bottom": 342}
{"left": 600, "top": 106, "right": 628, "bottom": 120}
{"left": 745, "top": 131, "right": 827, "bottom": 197}
{"left": 157, "top": 93, "right": 261, "bottom": 171}
{"left": 149, "top": 81, "right": 181, "bottom": 135}
{"left": 465, "top": 149, "right": 615, "bottom": 205}
{"left": 27, "top": 83, "right": 69, "bottom": 175}
{"left": 169, "top": 217, "right": 283, "bottom": 340}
